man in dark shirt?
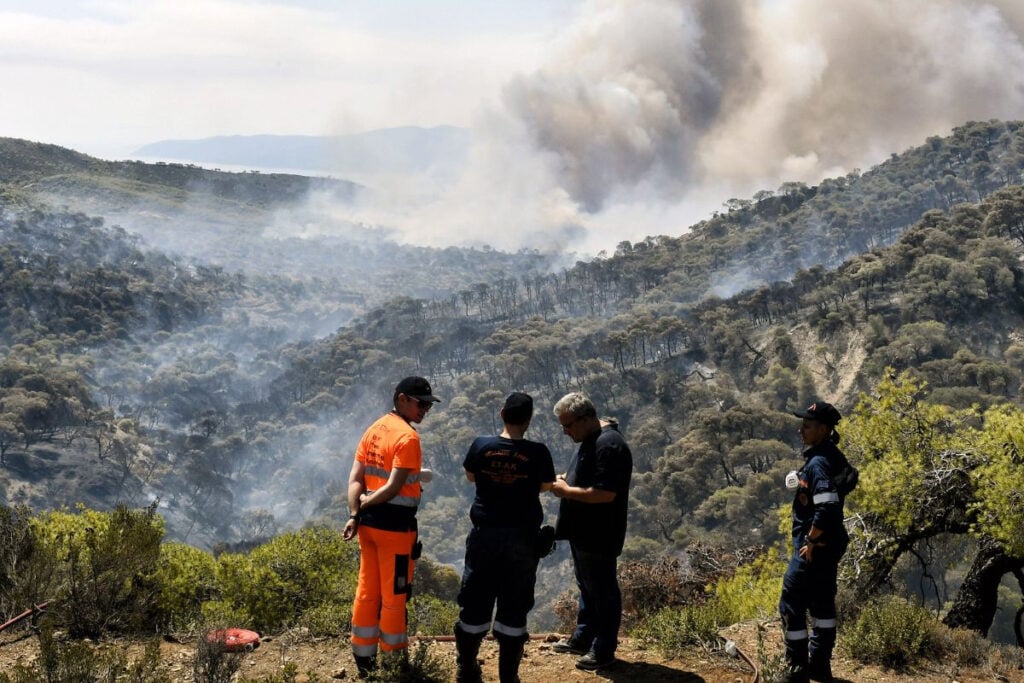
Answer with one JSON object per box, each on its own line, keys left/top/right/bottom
{"left": 454, "top": 392, "right": 556, "bottom": 683}
{"left": 550, "top": 392, "right": 633, "bottom": 671}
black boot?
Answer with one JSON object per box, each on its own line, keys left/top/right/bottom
{"left": 353, "top": 654, "right": 376, "bottom": 679}
{"left": 807, "top": 655, "right": 833, "bottom": 682}
{"left": 781, "top": 664, "right": 810, "bottom": 683}
{"left": 497, "top": 636, "right": 526, "bottom": 683}
{"left": 454, "top": 625, "right": 484, "bottom": 683}
{"left": 782, "top": 644, "right": 809, "bottom": 683}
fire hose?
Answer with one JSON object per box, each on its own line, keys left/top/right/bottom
{"left": 0, "top": 602, "right": 50, "bottom": 636}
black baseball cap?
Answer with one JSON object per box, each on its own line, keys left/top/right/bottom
{"left": 792, "top": 401, "right": 841, "bottom": 427}
{"left": 395, "top": 376, "right": 441, "bottom": 403}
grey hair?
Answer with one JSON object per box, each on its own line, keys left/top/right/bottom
{"left": 553, "top": 392, "right": 597, "bottom": 419}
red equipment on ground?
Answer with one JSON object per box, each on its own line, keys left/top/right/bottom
{"left": 205, "top": 627, "right": 261, "bottom": 652}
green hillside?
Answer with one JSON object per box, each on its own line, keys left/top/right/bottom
{"left": 0, "top": 136, "right": 563, "bottom": 302}
{"left": 3, "top": 120, "right": 1024, "bottom": 646}
{"left": 0, "top": 137, "right": 359, "bottom": 204}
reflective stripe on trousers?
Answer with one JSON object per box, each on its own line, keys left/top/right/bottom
{"left": 351, "top": 525, "right": 417, "bottom": 654}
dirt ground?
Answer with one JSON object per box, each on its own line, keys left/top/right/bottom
{"left": 1, "top": 621, "right": 1023, "bottom": 682}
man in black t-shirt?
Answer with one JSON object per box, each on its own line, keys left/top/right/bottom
{"left": 551, "top": 392, "right": 633, "bottom": 672}
{"left": 454, "top": 392, "right": 555, "bottom": 683}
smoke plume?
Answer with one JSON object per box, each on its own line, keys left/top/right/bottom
{"left": 321, "top": 0, "right": 1024, "bottom": 255}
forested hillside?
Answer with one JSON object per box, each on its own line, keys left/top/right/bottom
{"left": 0, "top": 136, "right": 563, "bottom": 303}
{"left": 3, "top": 120, "right": 1024, "bottom": 640}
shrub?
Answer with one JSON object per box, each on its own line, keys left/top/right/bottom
{"left": 712, "top": 548, "right": 786, "bottom": 623}
{"left": 618, "top": 556, "right": 704, "bottom": 625}
{"left": 215, "top": 526, "right": 356, "bottom": 632}
{"left": 552, "top": 590, "right": 578, "bottom": 634}
{"left": 200, "top": 599, "right": 251, "bottom": 629}
{"left": 633, "top": 599, "right": 732, "bottom": 658}
{"left": 839, "top": 596, "right": 940, "bottom": 670}
{"left": 367, "top": 641, "right": 452, "bottom": 683}
{"left": 414, "top": 555, "right": 460, "bottom": 602}
{"left": 0, "top": 667, "right": 37, "bottom": 683}
{"left": 407, "top": 594, "right": 459, "bottom": 636}
{"left": 238, "top": 662, "right": 307, "bottom": 683}
{"left": 124, "top": 640, "right": 172, "bottom": 683}
{"left": 33, "top": 503, "right": 164, "bottom": 637}
{"left": 0, "top": 504, "right": 57, "bottom": 616}
{"left": 934, "top": 625, "right": 990, "bottom": 667}
{"left": 753, "top": 620, "right": 788, "bottom": 683}
{"left": 193, "top": 620, "right": 249, "bottom": 683}
{"left": 299, "top": 601, "right": 351, "bottom": 637}
{"left": 153, "top": 541, "right": 218, "bottom": 632}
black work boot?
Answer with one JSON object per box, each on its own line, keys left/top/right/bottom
{"left": 454, "top": 625, "right": 485, "bottom": 683}
{"left": 782, "top": 633, "right": 809, "bottom": 683}
{"left": 497, "top": 636, "right": 526, "bottom": 683}
{"left": 353, "top": 654, "right": 376, "bottom": 679}
{"left": 782, "top": 645, "right": 809, "bottom": 683}
{"left": 807, "top": 656, "right": 833, "bottom": 682}
{"left": 781, "top": 664, "right": 810, "bottom": 683}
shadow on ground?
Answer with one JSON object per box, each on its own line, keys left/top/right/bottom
{"left": 592, "top": 660, "right": 708, "bottom": 681}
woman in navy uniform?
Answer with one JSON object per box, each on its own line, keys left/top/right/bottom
{"left": 780, "top": 402, "right": 854, "bottom": 683}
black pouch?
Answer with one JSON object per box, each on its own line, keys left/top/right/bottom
{"left": 394, "top": 554, "right": 410, "bottom": 595}
{"left": 411, "top": 540, "right": 423, "bottom": 560}
{"left": 833, "top": 462, "right": 859, "bottom": 496}
{"left": 535, "top": 525, "right": 556, "bottom": 559}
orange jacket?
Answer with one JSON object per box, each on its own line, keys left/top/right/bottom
{"left": 355, "top": 412, "right": 423, "bottom": 530}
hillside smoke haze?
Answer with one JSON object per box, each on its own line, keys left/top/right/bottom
{"left": 324, "top": 0, "right": 1024, "bottom": 256}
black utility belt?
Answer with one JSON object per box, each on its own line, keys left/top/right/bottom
{"left": 360, "top": 512, "right": 418, "bottom": 533}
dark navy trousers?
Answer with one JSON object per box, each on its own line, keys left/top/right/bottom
{"left": 779, "top": 541, "right": 845, "bottom": 665}
{"left": 457, "top": 526, "right": 538, "bottom": 642}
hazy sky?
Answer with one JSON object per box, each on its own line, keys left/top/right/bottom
{"left": 0, "top": 0, "right": 576, "bottom": 155}
{"left": 4, "top": 0, "right": 1024, "bottom": 255}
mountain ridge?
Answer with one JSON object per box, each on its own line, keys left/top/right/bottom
{"left": 131, "top": 125, "right": 472, "bottom": 176}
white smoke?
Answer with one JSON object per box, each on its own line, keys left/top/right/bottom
{"left": 312, "top": 0, "right": 1024, "bottom": 256}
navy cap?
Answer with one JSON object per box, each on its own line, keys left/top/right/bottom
{"left": 792, "top": 401, "right": 841, "bottom": 427}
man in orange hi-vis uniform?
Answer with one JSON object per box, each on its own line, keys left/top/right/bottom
{"left": 343, "top": 376, "right": 440, "bottom": 678}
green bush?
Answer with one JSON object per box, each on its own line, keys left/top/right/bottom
{"left": 839, "top": 596, "right": 940, "bottom": 670}
{"left": 712, "top": 548, "right": 786, "bottom": 623}
{"left": 124, "top": 640, "right": 172, "bottom": 683}
{"left": 153, "top": 541, "right": 218, "bottom": 632}
{"left": 407, "top": 594, "right": 460, "bottom": 636}
{"left": 299, "top": 601, "right": 351, "bottom": 637}
{"left": 200, "top": 599, "right": 251, "bottom": 629}
{"left": 0, "top": 504, "right": 56, "bottom": 616}
{"left": 33, "top": 503, "right": 164, "bottom": 637}
{"left": 366, "top": 641, "right": 452, "bottom": 683}
{"left": 633, "top": 599, "right": 732, "bottom": 657}
{"left": 215, "top": 526, "right": 357, "bottom": 632}
{"left": 193, "top": 621, "right": 249, "bottom": 683}
{"left": 414, "top": 555, "right": 461, "bottom": 602}
{"left": 933, "top": 625, "right": 990, "bottom": 667}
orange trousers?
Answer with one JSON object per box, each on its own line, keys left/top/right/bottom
{"left": 350, "top": 525, "right": 417, "bottom": 657}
